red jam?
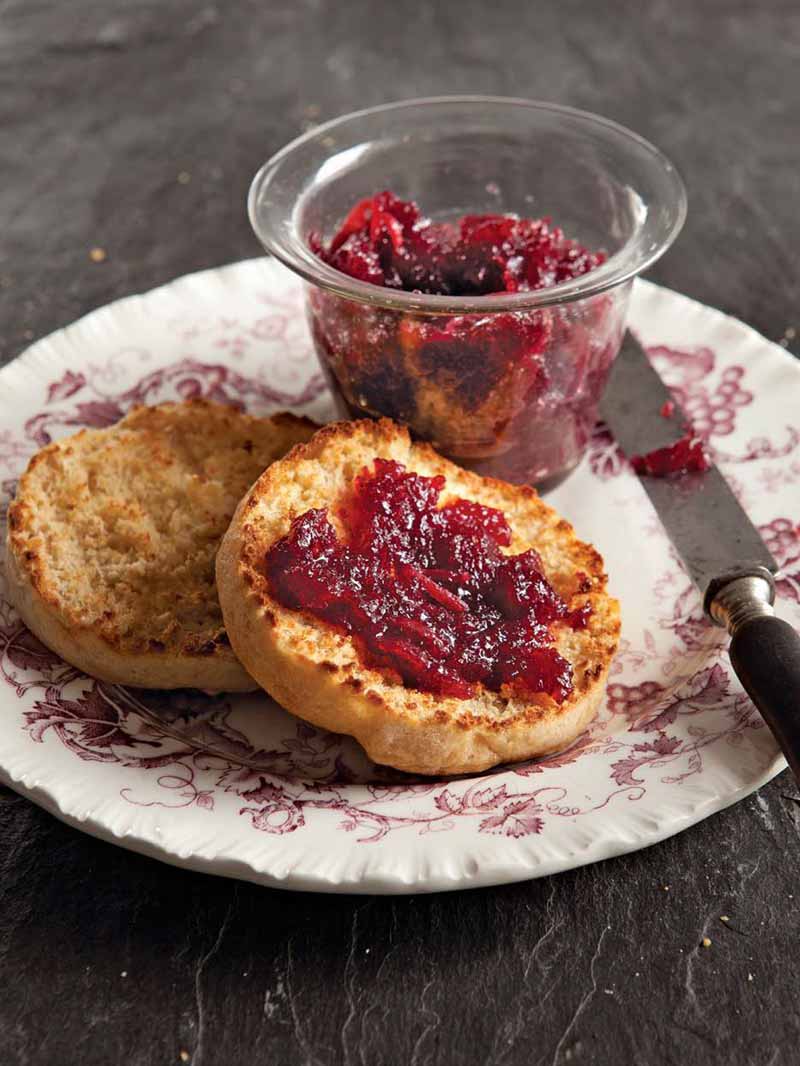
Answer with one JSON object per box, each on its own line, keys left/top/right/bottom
{"left": 265, "top": 459, "right": 588, "bottom": 702}
{"left": 631, "top": 433, "right": 711, "bottom": 477}
{"left": 306, "top": 192, "right": 626, "bottom": 488}
{"left": 311, "top": 191, "right": 606, "bottom": 296}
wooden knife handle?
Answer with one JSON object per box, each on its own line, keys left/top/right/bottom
{"left": 730, "top": 615, "right": 800, "bottom": 781}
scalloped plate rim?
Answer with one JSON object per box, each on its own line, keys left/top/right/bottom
{"left": 0, "top": 756, "right": 781, "bottom": 894}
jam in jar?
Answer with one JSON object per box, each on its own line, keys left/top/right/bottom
{"left": 307, "top": 192, "right": 629, "bottom": 487}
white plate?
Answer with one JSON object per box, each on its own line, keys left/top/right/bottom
{"left": 1, "top": 259, "right": 797, "bottom": 894}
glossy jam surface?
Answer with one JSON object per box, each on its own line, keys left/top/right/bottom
{"left": 631, "top": 433, "right": 711, "bottom": 477}
{"left": 311, "top": 190, "right": 606, "bottom": 296}
{"left": 306, "top": 192, "right": 628, "bottom": 488}
{"left": 265, "top": 459, "right": 588, "bottom": 702}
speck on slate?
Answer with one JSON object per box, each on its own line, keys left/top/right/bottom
{"left": 89, "top": 247, "right": 107, "bottom": 263}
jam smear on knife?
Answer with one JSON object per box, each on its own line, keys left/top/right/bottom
{"left": 631, "top": 433, "right": 711, "bottom": 477}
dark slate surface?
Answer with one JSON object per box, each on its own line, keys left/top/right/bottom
{"left": 1, "top": 2, "right": 799, "bottom": 1064}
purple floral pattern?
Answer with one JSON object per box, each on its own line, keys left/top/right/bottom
{"left": 0, "top": 266, "right": 795, "bottom": 870}
{"left": 760, "top": 518, "right": 800, "bottom": 605}
{"left": 25, "top": 357, "right": 326, "bottom": 448}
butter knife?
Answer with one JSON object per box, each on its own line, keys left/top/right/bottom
{"left": 600, "top": 331, "right": 800, "bottom": 779}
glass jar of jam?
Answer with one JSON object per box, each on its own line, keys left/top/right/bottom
{"left": 249, "top": 97, "right": 686, "bottom": 487}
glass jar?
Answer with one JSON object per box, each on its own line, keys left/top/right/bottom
{"left": 249, "top": 97, "right": 686, "bottom": 486}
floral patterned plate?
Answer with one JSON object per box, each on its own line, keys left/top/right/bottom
{"left": 1, "top": 259, "right": 797, "bottom": 894}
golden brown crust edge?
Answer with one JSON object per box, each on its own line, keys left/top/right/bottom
{"left": 216, "top": 418, "right": 621, "bottom": 774}
{"left": 4, "top": 533, "right": 258, "bottom": 691}
{"left": 5, "top": 402, "right": 319, "bottom": 692}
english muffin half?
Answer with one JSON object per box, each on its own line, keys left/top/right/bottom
{"left": 6, "top": 400, "right": 317, "bottom": 691}
{"left": 216, "top": 418, "right": 620, "bottom": 774}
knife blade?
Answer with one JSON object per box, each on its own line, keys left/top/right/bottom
{"left": 602, "top": 331, "right": 777, "bottom": 600}
{"left": 601, "top": 331, "right": 800, "bottom": 780}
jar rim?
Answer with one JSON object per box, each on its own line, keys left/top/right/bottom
{"left": 249, "top": 96, "right": 687, "bottom": 314}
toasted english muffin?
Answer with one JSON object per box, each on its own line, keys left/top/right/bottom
{"left": 216, "top": 418, "right": 620, "bottom": 774}
{"left": 5, "top": 400, "right": 317, "bottom": 691}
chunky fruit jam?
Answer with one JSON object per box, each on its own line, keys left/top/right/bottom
{"left": 306, "top": 192, "right": 628, "bottom": 487}
{"left": 631, "top": 433, "right": 711, "bottom": 477}
{"left": 265, "top": 459, "right": 589, "bottom": 702}
{"left": 311, "top": 191, "right": 606, "bottom": 296}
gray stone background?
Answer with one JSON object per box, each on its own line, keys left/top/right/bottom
{"left": 1, "top": 1, "right": 799, "bottom": 1064}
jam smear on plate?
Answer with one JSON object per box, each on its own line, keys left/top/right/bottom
{"left": 631, "top": 432, "right": 711, "bottom": 477}
{"left": 265, "top": 459, "right": 589, "bottom": 702}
